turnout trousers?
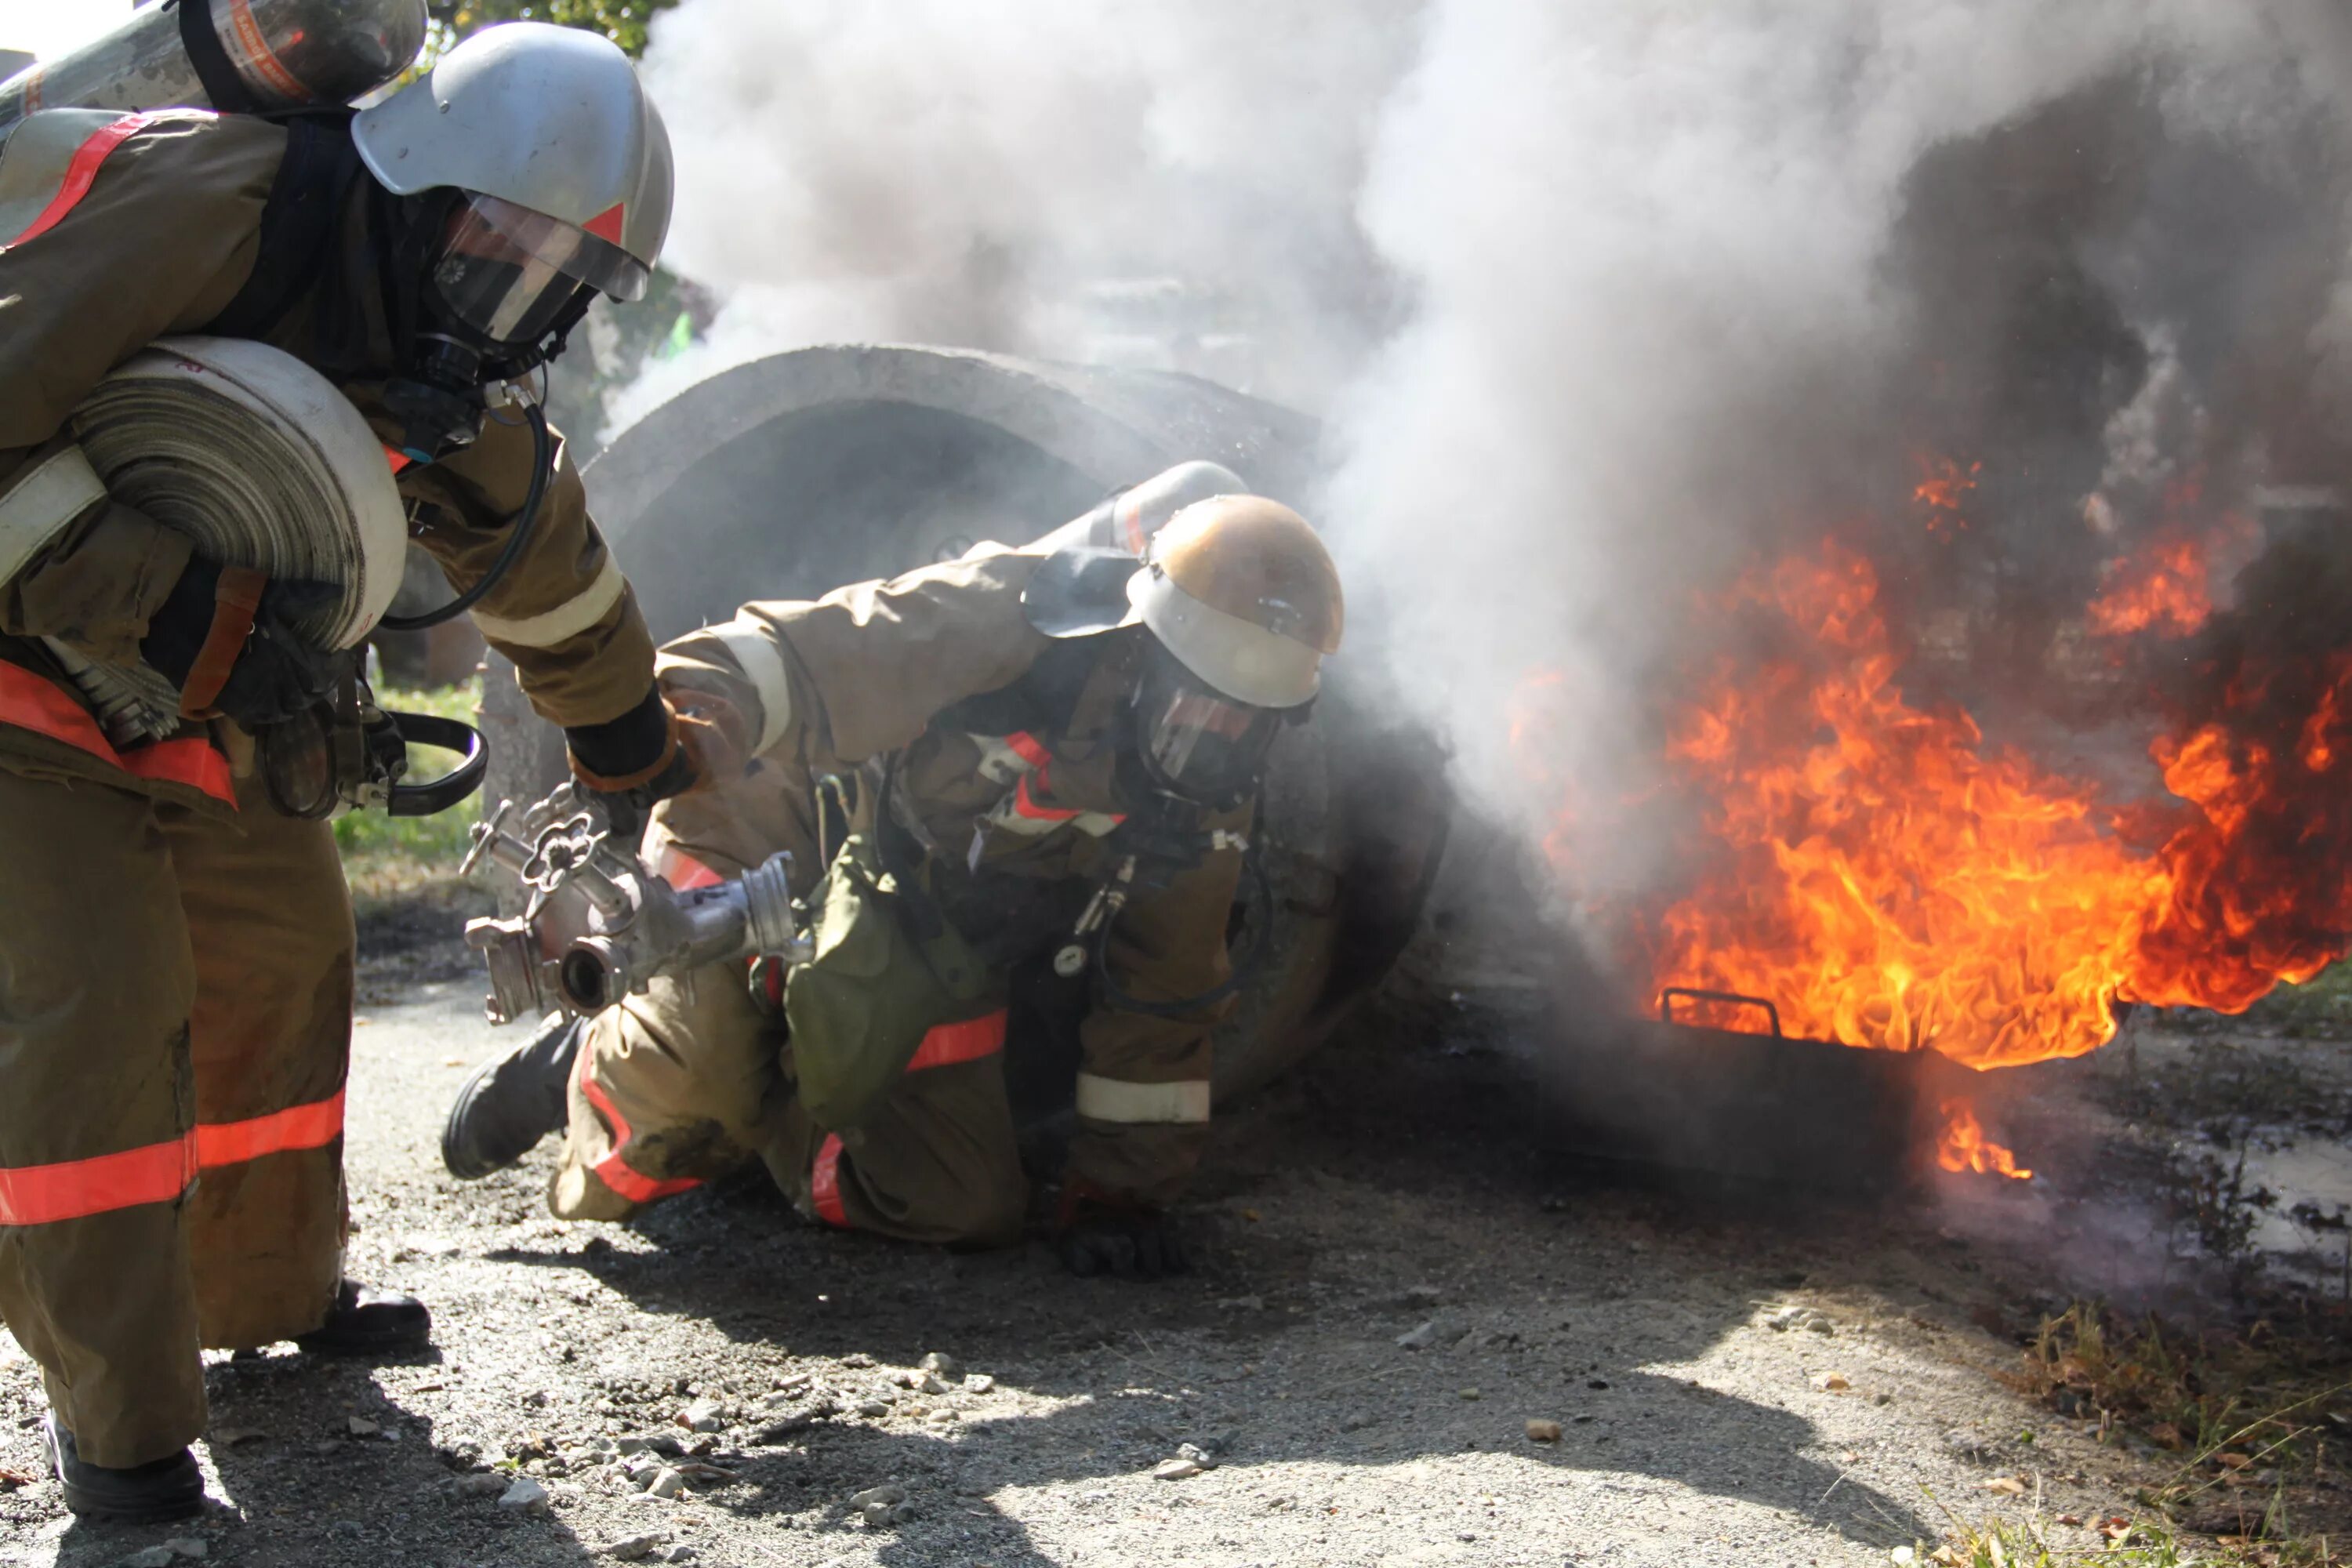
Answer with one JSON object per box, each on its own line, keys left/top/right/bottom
{"left": 549, "top": 816, "right": 1029, "bottom": 1249}
{"left": 0, "top": 763, "right": 352, "bottom": 1468}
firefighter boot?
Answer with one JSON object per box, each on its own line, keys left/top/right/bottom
{"left": 45, "top": 1414, "right": 205, "bottom": 1523}
{"left": 441, "top": 1012, "right": 584, "bottom": 1179}
{"left": 294, "top": 1279, "right": 433, "bottom": 1356}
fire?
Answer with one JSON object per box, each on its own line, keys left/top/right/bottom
{"left": 1529, "top": 536, "right": 2352, "bottom": 1071}
{"left": 2086, "top": 535, "right": 2216, "bottom": 638}
{"left": 1937, "top": 1100, "right": 2031, "bottom": 1180}
{"left": 1913, "top": 454, "right": 1980, "bottom": 539}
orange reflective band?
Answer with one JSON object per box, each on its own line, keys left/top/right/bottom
{"left": 7, "top": 112, "right": 165, "bottom": 249}
{"left": 906, "top": 1009, "right": 1007, "bottom": 1073}
{"left": 657, "top": 849, "right": 724, "bottom": 891}
{"left": 0, "top": 662, "right": 234, "bottom": 804}
{"left": 1003, "top": 731, "right": 1052, "bottom": 770}
{"left": 0, "top": 1132, "right": 195, "bottom": 1227}
{"left": 577, "top": 1053, "right": 702, "bottom": 1206}
{"left": 1011, "top": 774, "right": 1082, "bottom": 823}
{"left": 194, "top": 1087, "right": 344, "bottom": 1170}
{"left": 810, "top": 1134, "right": 848, "bottom": 1227}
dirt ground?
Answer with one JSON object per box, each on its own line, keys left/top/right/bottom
{"left": 0, "top": 897, "right": 2321, "bottom": 1568}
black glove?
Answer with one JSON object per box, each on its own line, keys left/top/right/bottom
{"left": 1056, "top": 1185, "right": 1189, "bottom": 1281}
{"left": 566, "top": 686, "right": 700, "bottom": 840}
{"left": 140, "top": 556, "right": 340, "bottom": 729}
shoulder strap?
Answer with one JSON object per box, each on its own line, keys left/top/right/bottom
{"left": 205, "top": 111, "right": 363, "bottom": 343}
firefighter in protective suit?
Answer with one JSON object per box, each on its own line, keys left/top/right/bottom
{"left": 442, "top": 477, "right": 1345, "bottom": 1279}
{"left": 0, "top": 24, "right": 696, "bottom": 1521}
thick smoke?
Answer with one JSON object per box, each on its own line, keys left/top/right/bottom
{"left": 620, "top": 0, "right": 2352, "bottom": 950}
{"left": 610, "top": 0, "right": 1418, "bottom": 430}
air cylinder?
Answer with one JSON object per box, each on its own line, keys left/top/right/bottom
{"left": 0, "top": 0, "right": 427, "bottom": 135}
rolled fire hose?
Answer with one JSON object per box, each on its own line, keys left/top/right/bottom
{"left": 53, "top": 335, "right": 410, "bottom": 744}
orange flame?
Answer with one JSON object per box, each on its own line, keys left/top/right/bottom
{"left": 1524, "top": 536, "right": 2352, "bottom": 1071}
{"left": 1937, "top": 1100, "right": 2031, "bottom": 1180}
{"left": 2087, "top": 536, "right": 2215, "bottom": 638}
{"left": 1913, "top": 454, "right": 1980, "bottom": 539}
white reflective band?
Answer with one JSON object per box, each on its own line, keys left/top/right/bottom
{"left": 1073, "top": 1073, "right": 1212, "bottom": 1125}
{"left": 711, "top": 617, "right": 794, "bottom": 755}
{"left": 0, "top": 444, "right": 105, "bottom": 588}
{"left": 470, "top": 554, "right": 623, "bottom": 648}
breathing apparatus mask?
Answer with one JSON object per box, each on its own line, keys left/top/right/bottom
{"left": 381, "top": 190, "right": 643, "bottom": 466}
{"left": 1125, "top": 638, "right": 1289, "bottom": 815}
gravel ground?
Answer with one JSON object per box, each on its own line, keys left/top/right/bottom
{"left": 0, "top": 927, "right": 2173, "bottom": 1568}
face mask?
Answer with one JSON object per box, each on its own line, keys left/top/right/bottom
{"left": 1127, "top": 641, "right": 1280, "bottom": 810}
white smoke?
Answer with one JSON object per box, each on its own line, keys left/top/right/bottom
{"left": 608, "top": 0, "right": 1418, "bottom": 434}
{"left": 615, "top": 0, "right": 2352, "bottom": 888}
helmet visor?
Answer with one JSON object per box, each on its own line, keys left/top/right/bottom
{"left": 1134, "top": 645, "right": 1279, "bottom": 806}
{"left": 430, "top": 193, "right": 650, "bottom": 343}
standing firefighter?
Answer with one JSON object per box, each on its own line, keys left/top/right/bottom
{"left": 444, "top": 473, "right": 1345, "bottom": 1278}
{"left": 0, "top": 24, "right": 696, "bottom": 1521}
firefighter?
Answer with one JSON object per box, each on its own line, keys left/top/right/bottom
{"left": 442, "top": 483, "right": 1344, "bottom": 1282}
{"left": 0, "top": 24, "right": 695, "bottom": 1522}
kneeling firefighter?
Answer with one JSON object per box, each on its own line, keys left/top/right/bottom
{"left": 0, "top": 22, "right": 700, "bottom": 1521}
{"left": 443, "top": 466, "right": 1345, "bottom": 1279}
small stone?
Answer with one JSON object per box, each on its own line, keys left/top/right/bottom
{"left": 499, "top": 1477, "right": 552, "bottom": 1515}
{"left": 849, "top": 1484, "right": 908, "bottom": 1508}
{"left": 1396, "top": 1316, "right": 1469, "bottom": 1351}
{"left": 964, "top": 1374, "right": 996, "bottom": 1394}
{"left": 1526, "top": 1419, "right": 1563, "bottom": 1443}
{"left": 1396, "top": 1284, "right": 1445, "bottom": 1309}
{"left": 451, "top": 1473, "right": 509, "bottom": 1498}
{"left": 347, "top": 1416, "right": 381, "bottom": 1437}
{"left": 1215, "top": 1295, "right": 1265, "bottom": 1312}
{"left": 163, "top": 1541, "right": 208, "bottom": 1563}
{"left": 1460, "top": 1388, "right": 1482, "bottom": 1401}
{"left": 209, "top": 1427, "right": 267, "bottom": 1447}
{"left": 645, "top": 1468, "right": 688, "bottom": 1500}
{"left": 1176, "top": 1443, "right": 1218, "bottom": 1470}
{"left": 1875, "top": 1392, "right": 1895, "bottom": 1406}
{"left": 681, "top": 1399, "right": 727, "bottom": 1433}
{"left": 604, "top": 1534, "right": 668, "bottom": 1562}
{"left": 856, "top": 1401, "right": 891, "bottom": 1418}
{"left": 118, "top": 1548, "right": 176, "bottom": 1568}
{"left": 919, "top": 1352, "right": 961, "bottom": 1381}
{"left": 659, "top": 1548, "right": 698, "bottom": 1563}
{"left": 1816, "top": 1374, "right": 1852, "bottom": 1393}
{"left": 1153, "top": 1458, "right": 1204, "bottom": 1480}
{"left": 1341, "top": 1412, "right": 1377, "bottom": 1432}
{"left": 1586, "top": 1378, "right": 1610, "bottom": 1391}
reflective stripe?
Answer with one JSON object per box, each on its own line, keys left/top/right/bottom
{"left": 577, "top": 1051, "right": 702, "bottom": 1206}
{"left": 810, "top": 1134, "right": 848, "bottom": 1226}
{"left": 655, "top": 848, "right": 724, "bottom": 891}
{"left": 4, "top": 111, "right": 166, "bottom": 249}
{"left": 0, "top": 444, "right": 106, "bottom": 588}
{"left": 194, "top": 1087, "right": 345, "bottom": 1169}
{"left": 0, "top": 1133, "right": 195, "bottom": 1227}
{"left": 469, "top": 554, "right": 624, "bottom": 649}
{"left": 1073, "top": 1073, "right": 1212, "bottom": 1125}
{"left": 1011, "top": 774, "right": 1082, "bottom": 823}
{"left": 1004, "top": 731, "right": 1051, "bottom": 770}
{"left": 710, "top": 618, "right": 794, "bottom": 756}
{"left": 383, "top": 446, "right": 413, "bottom": 475}
{"left": 0, "top": 661, "right": 234, "bottom": 804}
{"left": 906, "top": 1009, "right": 1007, "bottom": 1073}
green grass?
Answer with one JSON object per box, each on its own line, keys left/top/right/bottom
{"left": 334, "top": 677, "right": 484, "bottom": 902}
{"left": 2248, "top": 963, "right": 2352, "bottom": 1038}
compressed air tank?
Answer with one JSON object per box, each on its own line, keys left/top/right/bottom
{"left": 0, "top": 0, "right": 427, "bottom": 135}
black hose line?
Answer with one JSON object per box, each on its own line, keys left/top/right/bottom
{"left": 378, "top": 400, "right": 553, "bottom": 632}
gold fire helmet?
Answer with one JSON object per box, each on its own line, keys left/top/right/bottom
{"left": 1126, "top": 494, "right": 1344, "bottom": 710}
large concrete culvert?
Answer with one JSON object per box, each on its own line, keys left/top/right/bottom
{"left": 479, "top": 344, "right": 1449, "bottom": 1104}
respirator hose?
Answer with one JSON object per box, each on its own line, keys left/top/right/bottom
{"left": 378, "top": 401, "right": 553, "bottom": 633}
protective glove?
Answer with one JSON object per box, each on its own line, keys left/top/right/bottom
{"left": 139, "top": 556, "right": 340, "bottom": 729}
{"left": 1055, "top": 1181, "right": 1189, "bottom": 1281}
{"left": 566, "top": 686, "right": 702, "bottom": 841}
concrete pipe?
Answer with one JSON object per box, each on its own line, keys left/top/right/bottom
{"left": 479, "top": 345, "right": 1448, "bottom": 1103}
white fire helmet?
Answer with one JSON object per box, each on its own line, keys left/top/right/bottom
{"left": 352, "top": 23, "right": 673, "bottom": 342}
